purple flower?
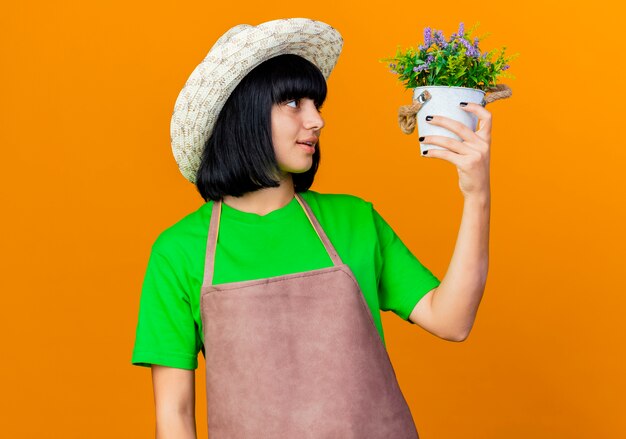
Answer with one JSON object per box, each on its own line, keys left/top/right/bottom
{"left": 424, "top": 27, "right": 432, "bottom": 46}
{"left": 456, "top": 37, "right": 479, "bottom": 57}
{"left": 458, "top": 22, "right": 465, "bottom": 37}
{"left": 502, "top": 64, "right": 510, "bottom": 70}
{"left": 433, "top": 30, "right": 447, "bottom": 48}
{"left": 465, "top": 43, "right": 480, "bottom": 57}
{"left": 427, "top": 54, "right": 435, "bottom": 63}
{"left": 413, "top": 61, "right": 431, "bottom": 73}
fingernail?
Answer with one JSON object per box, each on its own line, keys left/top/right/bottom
{"left": 418, "top": 136, "right": 425, "bottom": 141}
{"left": 425, "top": 115, "right": 433, "bottom": 121}
{"left": 460, "top": 102, "right": 468, "bottom": 107}
{"left": 422, "top": 150, "right": 428, "bottom": 155}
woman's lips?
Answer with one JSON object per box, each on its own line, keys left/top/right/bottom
{"left": 297, "top": 142, "right": 316, "bottom": 154}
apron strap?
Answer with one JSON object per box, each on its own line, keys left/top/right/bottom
{"left": 203, "top": 199, "right": 222, "bottom": 288}
{"left": 203, "top": 193, "right": 344, "bottom": 287}
{"left": 293, "top": 192, "right": 343, "bottom": 266}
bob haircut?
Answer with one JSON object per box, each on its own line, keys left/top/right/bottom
{"left": 196, "top": 53, "right": 328, "bottom": 202}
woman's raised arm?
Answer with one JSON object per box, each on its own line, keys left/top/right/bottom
{"left": 408, "top": 102, "right": 492, "bottom": 341}
{"left": 151, "top": 365, "right": 197, "bottom": 439}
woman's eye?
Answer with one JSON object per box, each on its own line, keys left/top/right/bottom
{"left": 286, "top": 99, "right": 299, "bottom": 108}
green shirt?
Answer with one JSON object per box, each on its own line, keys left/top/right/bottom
{"left": 131, "top": 190, "right": 441, "bottom": 370}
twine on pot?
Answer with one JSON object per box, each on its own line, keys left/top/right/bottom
{"left": 397, "top": 83, "right": 513, "bottom": 135}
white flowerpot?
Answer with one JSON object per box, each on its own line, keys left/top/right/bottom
{"left": 413, "top": 86, "right": 486, "bottom": 154}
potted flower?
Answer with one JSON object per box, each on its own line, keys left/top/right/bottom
{"left": 380, "top": 22, "right": 519, "bottom": 154}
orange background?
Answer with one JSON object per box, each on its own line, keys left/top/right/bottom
{"left": 2, "top": 1, "right": 624, "bottom": 438}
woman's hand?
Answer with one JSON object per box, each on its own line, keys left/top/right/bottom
{"left": 420, "top": 102, "right": 492, "bottom": 200}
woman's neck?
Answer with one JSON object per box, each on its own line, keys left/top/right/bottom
{"left": 221, "top": 173, "right": 296, "bottom": 216}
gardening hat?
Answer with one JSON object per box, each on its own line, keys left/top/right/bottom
{"left": 170, "top": 17, "right": 344, "bottom": 183}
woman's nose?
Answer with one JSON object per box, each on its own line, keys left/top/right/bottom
{"left": 303, "top": 100, "right": 325, "bottom": 130}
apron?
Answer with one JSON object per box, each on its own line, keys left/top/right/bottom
{"left": 200, "top": 192, "right": 420, "bottom": 438}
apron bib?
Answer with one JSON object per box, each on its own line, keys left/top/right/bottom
{"left": 200, "top": 192, "right": 420, "bottom": 438}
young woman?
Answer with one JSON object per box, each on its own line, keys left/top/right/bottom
{"left": 132, "top": 18, "right": 491, "bottom": 439}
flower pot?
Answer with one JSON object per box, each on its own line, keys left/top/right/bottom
{"left": 413, "top": 85, "right": 485, "bottom": 154}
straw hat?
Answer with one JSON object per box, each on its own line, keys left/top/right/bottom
{"left": 169, "top": 17, "right": 344, "bottom": 183}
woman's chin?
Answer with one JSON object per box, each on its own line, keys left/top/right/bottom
{"left": 280, "top": 162, "right": 313, "bottom": 175}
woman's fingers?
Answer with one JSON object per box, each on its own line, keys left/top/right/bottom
{"left": 422, "top": 147, "right": 464, "bottom": 167}
{"left": 424, "top": 113, "right": 476, "bottom": 143}
{"left": 420, "top": 134, "right": 471, "bottom": 155}
{"left": 459, "top": 102, "right": 492, "bottom": 144}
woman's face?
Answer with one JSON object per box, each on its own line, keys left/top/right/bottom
{"left": 271, "top": 97, "right": 324, "bottom": 177}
